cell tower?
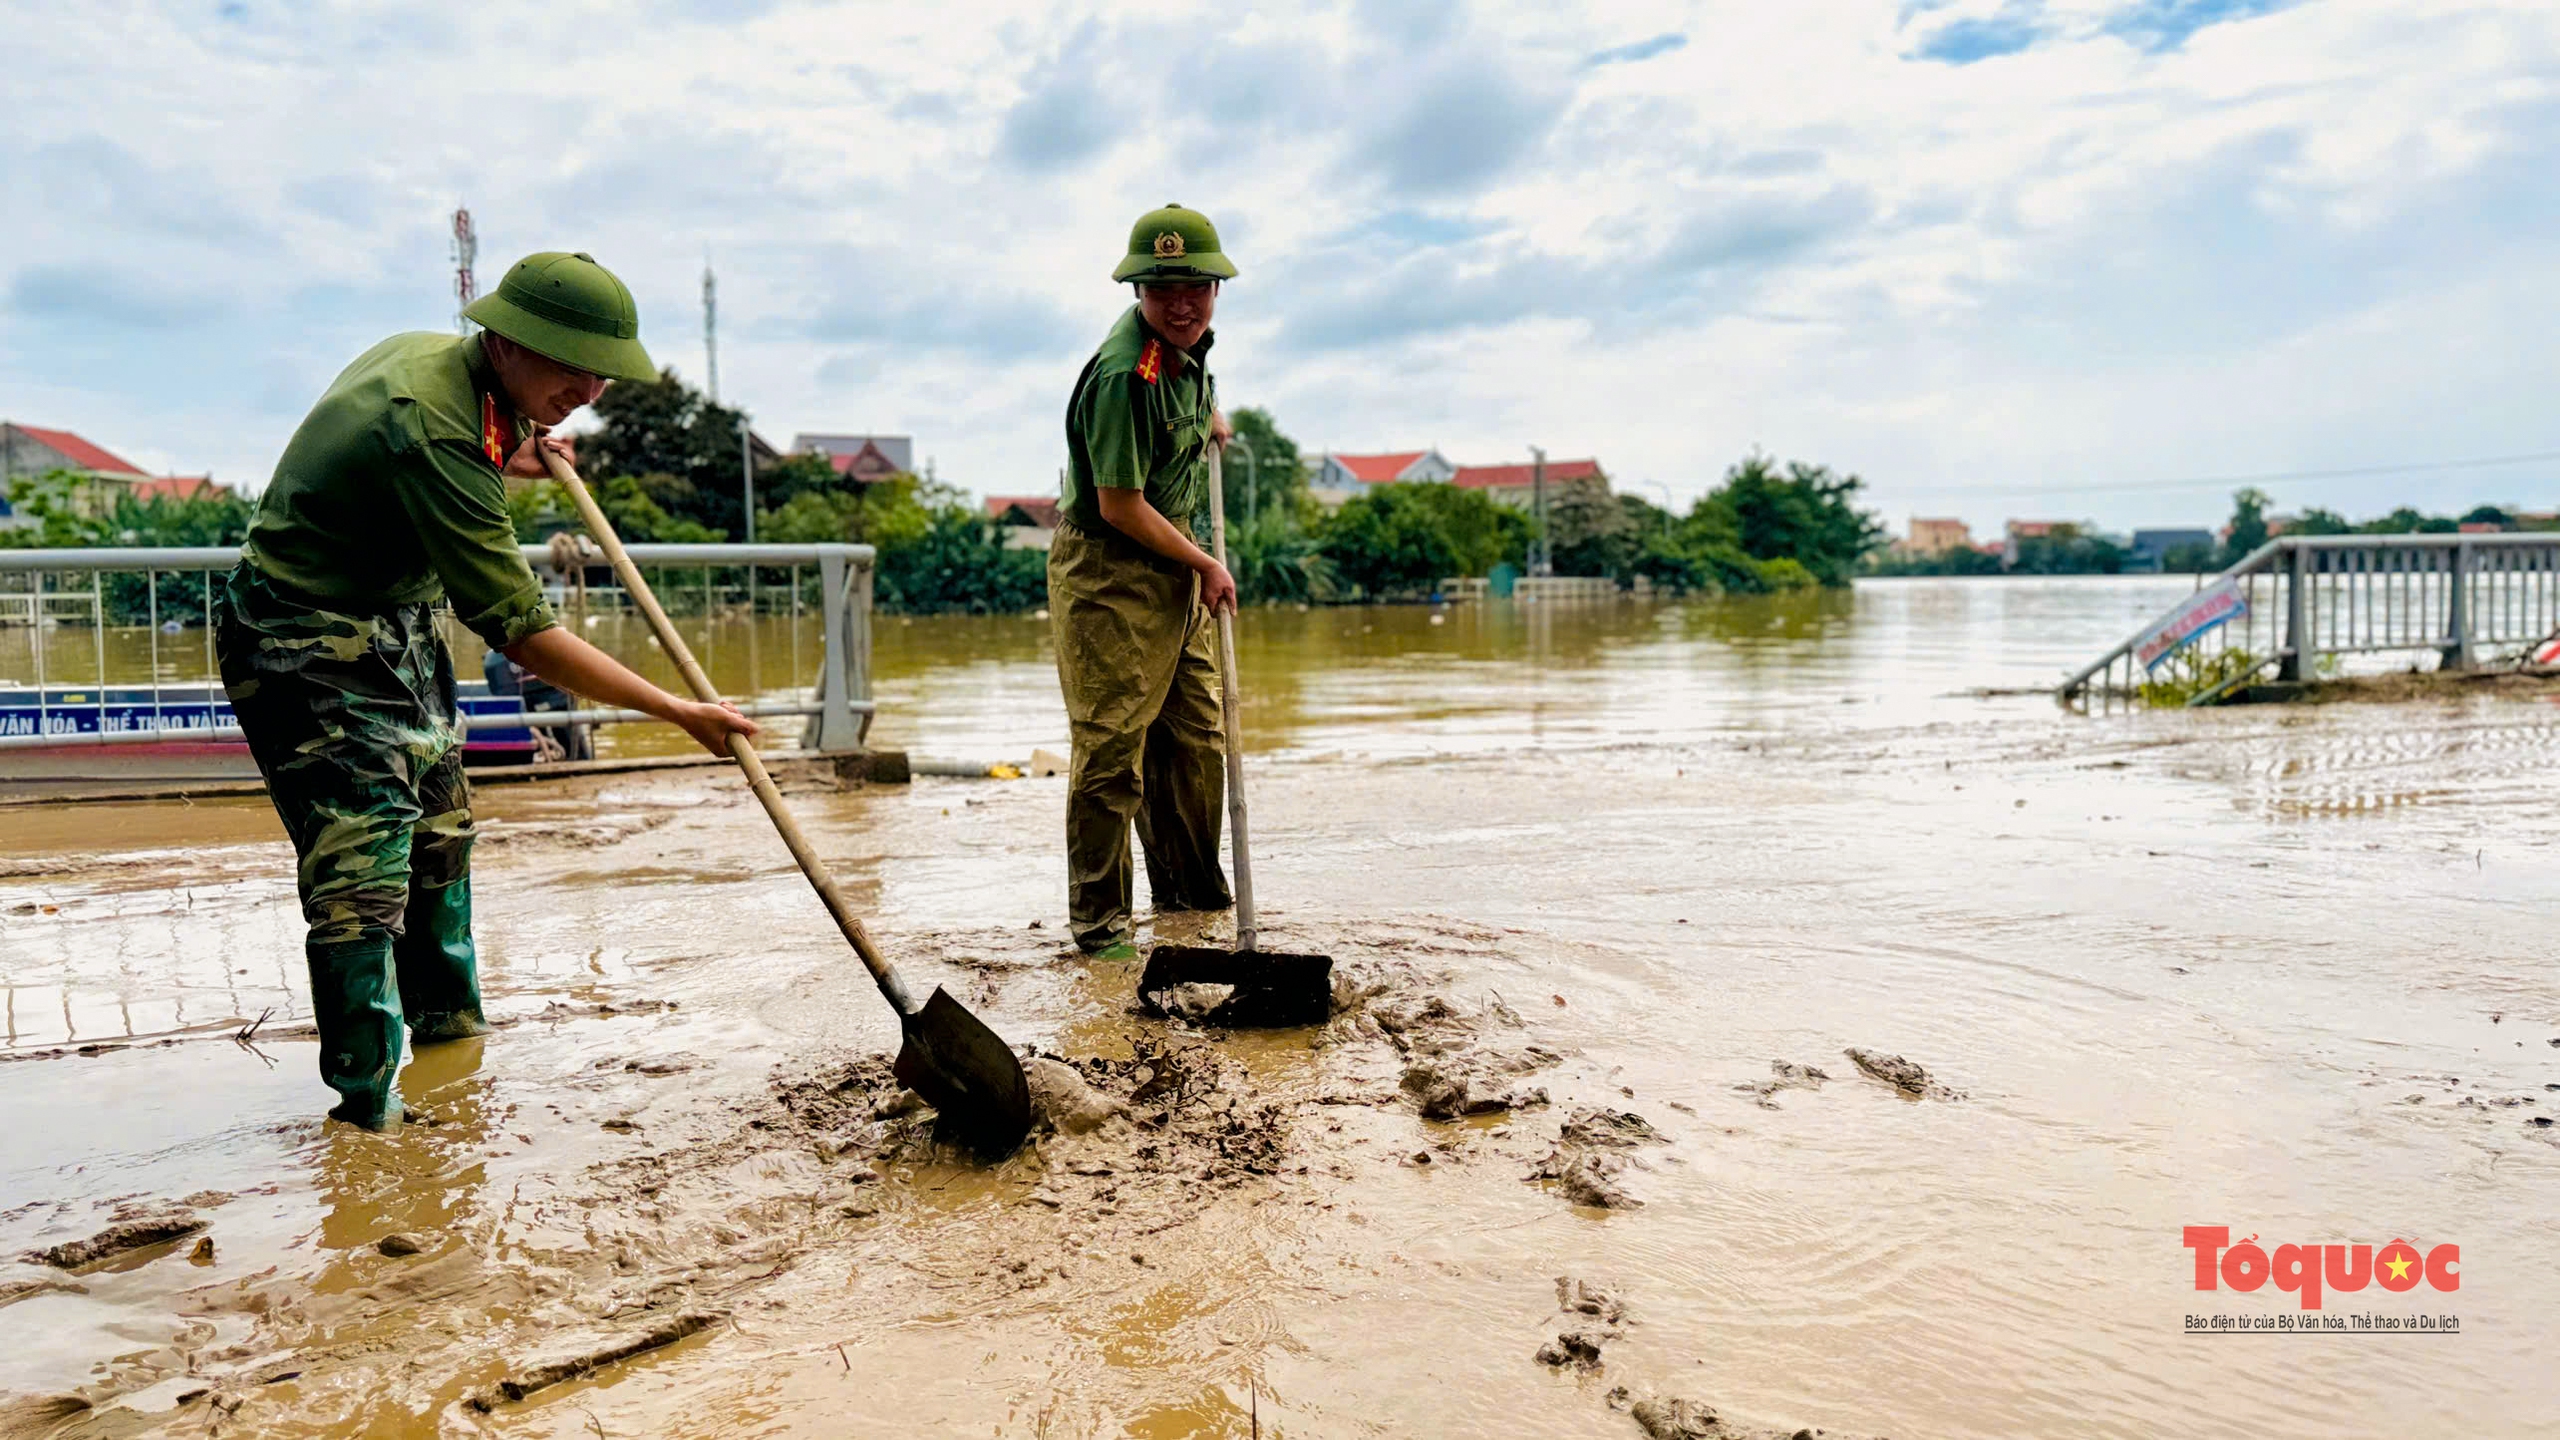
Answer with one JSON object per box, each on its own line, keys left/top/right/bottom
{"left": 702, "top": 257, "right": 719, "bottom": 402}
{"left": 451, "top": 206, "right": 478, "bottom": 334}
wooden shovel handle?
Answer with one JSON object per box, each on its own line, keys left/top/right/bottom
{"left": 539, "top": 447, "right": 916, "bottom": 1015}
{"left": 1206, "top": 446, "right": 1256, "bottom": 951}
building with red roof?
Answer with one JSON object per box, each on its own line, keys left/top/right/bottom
{"left": 3, "top": 423, "right": 148, "bottom": 481}
{"left": 2, "top": 422, "right": 227, "bottom": 524}
{"left": 1309, "top": 448, "right": 1456, "bottom": 507}
{"left": 794, "top": 433, "right": 913, "bottom": 483}
{"left": 132, "top": 476, "right": 225, "bottom": 504}
{"left": 1449, "top": 458, "right": 1607, "bottom": 507}
{"left": 986, "top": 495, "right": 1061, "bottom": 550}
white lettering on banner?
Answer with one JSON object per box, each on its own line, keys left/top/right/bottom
{"left": 2134, "top": 579, "right": 2249, "bottom": 671}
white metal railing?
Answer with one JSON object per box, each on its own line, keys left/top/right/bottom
{"left": 0, "top": 543, "right": 877, "bottom": 752}
{"left": 2061, "top": 533, "right": 2560, "bottom": 705}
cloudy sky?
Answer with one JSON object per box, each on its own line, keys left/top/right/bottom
{"left": 3, "top": 0, "right": 2555, "bottom": 537}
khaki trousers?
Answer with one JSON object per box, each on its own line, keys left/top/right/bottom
{"left": 1047, "top": 520, "right": 1230, "bottom": 951}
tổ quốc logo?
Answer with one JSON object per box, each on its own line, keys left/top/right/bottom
{"left": 2183, "top": 1227, "right": 2459, "bottom": 1333}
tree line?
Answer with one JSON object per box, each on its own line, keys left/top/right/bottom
{"left": 1867, "top": 486, "right": 2544, "bottom": 579}
{"left": 3, "top": 369, "right": 1891, "bottom": 614}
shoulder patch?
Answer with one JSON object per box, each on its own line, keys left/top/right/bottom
{"left": 480, "top": 392, "right": 507, "bottom": 468}
{"left": 1135, "top": 338, "right": 1164, "bottom": 386}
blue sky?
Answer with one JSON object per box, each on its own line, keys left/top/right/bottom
{"left": 3, "top": 0, "right": 2556, "bottom": 537}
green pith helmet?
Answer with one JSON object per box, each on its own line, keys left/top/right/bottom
{"left": 1112, "top": 203, "right": 1238, "bottom": 284}
{"left": 463, "top": 251, "right": 657, "bottom": 382}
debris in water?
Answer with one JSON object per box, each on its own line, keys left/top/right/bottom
{"left": 1559, "top": 1108, "right": 1658, "bottom": 1148}
{"left": 1400, "top": 1058, "right": 1549, "bottom": 1120}
{"left": 1629, "top": 1396, "right": 1721, "bottom": 1439}
{"left": 1734, "top": 1060, "right": 1830, "bottom": 1110}
{"left": 1846, "top": 1047, "right": 1962, "bottom": 1099}
{"left": 1557, "top": 1275, "right": 1626, "bottom": 1323}
{"left": 1529, "top": 1108, "right": 1665, "bottom": 1210}
{"left": 188, "top": 1236, "right": 214, "bottom": 1264}
{"left": 0, "top": 1277, "right": 87, "bottom": 1309}
{"left": 1544, "top": 1150, "right": 1639, "bottom": 1209}
{"left": 23, "top": 1209, "right": 206, "bottom": 1269}
{"left": 1026, "top": 1057, "right": 1129, "bottom": 1135}
{"left": 470, "top": 1310, "right": 721, "bottom": 1408}
{"left": 376, "top": 1232, "right": 431, "bottom": 1257}
{"left": 1535, "top": 1331, "right": 1606, "bottom": 1370}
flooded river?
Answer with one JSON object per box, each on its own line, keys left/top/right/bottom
{"left": 3, "top": 578, "right": 2556, "bottom": 1438}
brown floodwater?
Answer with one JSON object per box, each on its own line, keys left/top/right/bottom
{"left": 3, "top": 578, "right": 2557, "bottom": 1438}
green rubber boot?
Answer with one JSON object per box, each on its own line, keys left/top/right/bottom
{"left": 306, "top": 930, "right": 404, "bottom": 1131}
{"left": 398, "top": 877, "right": 489, "bottom": 1044}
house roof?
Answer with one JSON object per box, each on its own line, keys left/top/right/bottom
{"left": 132, "top": 476, "right": 221, "bottom": 503}
{"left": 794, "top": 433, "right": 915, "bottom": 474}
{"left": 986, "top": 496, "right": 1061, "bottom": 529}
{"left": 10, "top": 424, "right": 147, "bottom": 476}
{"left": 1451, "top": 459, "right": 1603, "bottom": 489}
{"left": 1330, "top": 451, "right": 1428, "bottom": 483}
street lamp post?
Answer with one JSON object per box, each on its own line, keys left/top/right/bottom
{"left": 739, "top": 415, "right": 755, "bottom": 544}
{"left": 1642, "top": 481, "right": 1675, "bottom": 543}
{"left": 1529, "top": 445, "right": 1551, "bottom": 577}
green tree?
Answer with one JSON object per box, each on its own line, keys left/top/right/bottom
{"left": 2287, "top": 507, "right": 2351, "bottom": 537}
{"left": 1313, "top": 483, "right": 1531, "bottom": 599}
{"left": 1546, "top": 484, "right": 1642, "bottom": 581}
{"left": 1, "top": 469, "right": 256, "bottom": 621}
{"left": 2460, "top": 504, "right": 2511, "bottom": 528}
{"left": 507, "top": 473, "right": 724, "bottom": 544}
{"left": 1227, "top": 509, "right": 1338, "bottom": 604}
{"left": 2221, "top": 487, "right": 2272, "bottom": 564}
{"left": 2157, "top": 540, "right": 2222, "bottom": 574}
{"left": 1224, "top": 408, "right": 1305, "bottom": 524}
{"left": 1709, "top": 454, "right": 1884, "bottom": 587}
{"left": 872, "top": 482, "right": 1046, "bottom": 615}
{"left": 580, "top": 369, "right": 760, "bottom": 539}
{"left": 1866, "top": 545, "right": 2007, "bottom": 577}
{"left": 2009, "top": 523, "right": 2127, "bottom": 575}
{"left": 1316, "top": 487, "right": 1461, "bottom": 598}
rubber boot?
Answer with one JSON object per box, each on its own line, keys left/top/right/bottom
{"left": 306, "top": 930, "right": 404, "bottom": 1131}
{"left": 397, "top": 877, "right": 489, "bottom": 1044}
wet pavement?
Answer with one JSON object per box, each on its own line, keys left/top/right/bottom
{"left": 4, "top": 578, "right": 2558, "bottom": 1438}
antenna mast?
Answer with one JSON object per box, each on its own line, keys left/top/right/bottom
{"left": 702, "top": 257, "right": 719, "bottom": 402}
{"left": 451, "top": 206, "right": 478, "bottom": 334}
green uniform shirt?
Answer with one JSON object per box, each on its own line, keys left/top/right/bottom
{"left": 1062, "top": 307, "right": 1217, "bottom": 535}
{"left": 241, "top": 332, "right": 559, "bottom": 650}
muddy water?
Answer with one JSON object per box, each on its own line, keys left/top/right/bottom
{"left": 5, "top": 578, "right": 2559, "bottom": 1438}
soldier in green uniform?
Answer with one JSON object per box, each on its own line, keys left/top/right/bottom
{"left": 1052, "top": 205, "right": 1240, "bottom": 959}
{"left": 222, "top": 251, "right": 760, "bottom": 1131}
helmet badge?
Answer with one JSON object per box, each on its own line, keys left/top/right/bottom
{"left": 1152, "top": 231, "right": 1186, "bottom": 259}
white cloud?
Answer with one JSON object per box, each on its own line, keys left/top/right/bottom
{"left": 0, "top": 0, "right": 2554, "bottom": 536}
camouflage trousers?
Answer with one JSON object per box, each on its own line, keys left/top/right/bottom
{"left": 217, "top": 565, "right": 483, "bottom": 1123}
{"left": 1048, "top": 519, "right": 1230, "bottom": 952}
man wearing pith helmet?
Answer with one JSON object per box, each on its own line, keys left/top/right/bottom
{"left": 1050, "top": 204, "right": 1240, "bottom": 959}
{"left": 221, "top": 251, "right": 760, "bottom": 1130}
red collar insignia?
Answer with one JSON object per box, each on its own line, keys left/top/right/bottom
{"left": 481, "top": 392, "right": 507, "bottom": 468}
{"left": 1135, "top": 338, "right": 1164, "bottom": 385}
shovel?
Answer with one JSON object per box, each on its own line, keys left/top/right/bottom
{"left": 1136, "top": 445, "right": 1335, "bottom": 1028}
{"left": 541, "top": 449, "right": 1033, "bottom": 1157}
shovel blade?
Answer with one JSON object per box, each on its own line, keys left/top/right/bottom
{"left": 1137, "top": 945, "right": 1335, "bottom": 1029}
{"left": 892, "top": 985, "right": 1034, "bottom": 1158}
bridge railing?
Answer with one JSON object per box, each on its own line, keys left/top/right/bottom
{"left": 0, "top": 543, "right": 876, "bottom": 753}
{"left": 2061, "top": 533, "right": 2560, "bottom": 705}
